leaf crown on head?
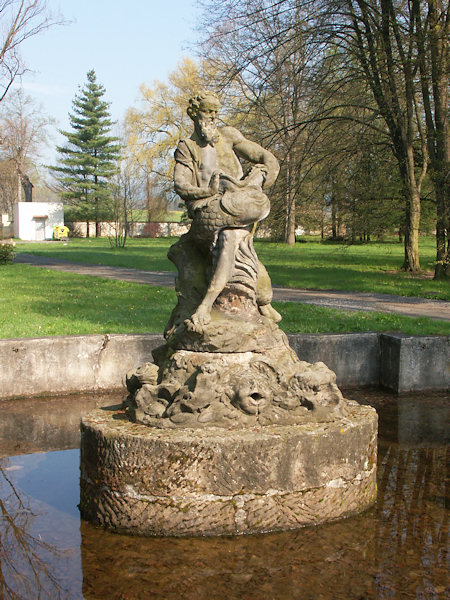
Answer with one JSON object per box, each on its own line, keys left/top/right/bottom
{"left": 187, "top": 92, "right": 221, "bottom": 120}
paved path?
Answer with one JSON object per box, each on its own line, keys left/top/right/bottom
{"left": 15, "top": 253, "right": 450, "bottom": 322}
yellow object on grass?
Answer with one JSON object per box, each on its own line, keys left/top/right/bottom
{"left": 53, "top": 225, "right": 69, "bottom": 240}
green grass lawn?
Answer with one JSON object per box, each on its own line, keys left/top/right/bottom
{"left": 16, "top": 235, "right": 449, "bottom": 300}
{"left": 0, "top": 264, "right": 174, "bottom": 338}
{"left": 256, "top": 236, "right": 448, "bottom": 300}
{"left": 0, "top": 264, "right": 448, "bottom": 339}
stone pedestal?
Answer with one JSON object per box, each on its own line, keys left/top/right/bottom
{"left": 80, "top": 401, "right": 377, "bottom": 537}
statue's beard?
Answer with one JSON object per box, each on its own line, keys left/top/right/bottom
{"left": 198, "top": 119, "right": 219, "bottom": 145}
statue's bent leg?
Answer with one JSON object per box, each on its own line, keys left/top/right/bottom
{"left": 256, "top": 260, "right": 282, "bottom": 323}
{"left": 186, "top": 228, "right": 244, "bottom": 330}
{"left": 164, "top": 233, "right": 210, "bottom": 338}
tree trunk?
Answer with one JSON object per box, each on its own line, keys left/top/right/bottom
{"left": 427, "top": 0, "right": 448, "bottom": 278}
{"left": 285, "top": 196, "right": 296, "bottom": 245}
{"left": 331, "top": 197, "right": 338, "bottom": 239}
{"left": 399, "top": 142, "right": 422, "bottom": 272}
{"left": 284, "top": 158, "right": 296, "bottom": 245}
{"left": 402, "top": 188, "right": 421, "bottom": 271}
{"left": 95, "top": 191, "right": 100, "bottom": 237}
{"left": 94, "top": 170, "right": 100, "bottom": 237}
{"left": 17, "top": 173, "right": 22, "bottom": 202}
{"left": 146, "top": 173, "right": 152, "bottom": 220}
{"left": 434, "top": 178, "right": 449, "bottom": 278}
{"left": 122, "top": 185, "right": 129, "bottom": 248}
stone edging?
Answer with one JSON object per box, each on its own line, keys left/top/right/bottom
{"left": 0, "top": 332, "right": 448, "bottom": 399}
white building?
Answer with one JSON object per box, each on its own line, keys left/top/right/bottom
{"left": 13, "top": 202, "right": 64, "bottom": 241}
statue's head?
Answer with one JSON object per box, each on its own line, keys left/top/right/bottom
{"left": 188, "top": 92, "right": 221, "bottom": 144}
{"left": 187, "top": 92, "right": 221, "bottom": 121}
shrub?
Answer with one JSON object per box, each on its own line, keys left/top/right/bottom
{"left": 0, "top": 242, "right": 15, "bottom": 264}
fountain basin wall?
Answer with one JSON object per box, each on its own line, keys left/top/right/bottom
{"left": 1, "top": 332, "right": 448, "bottom": 398}
{"left": 80, "top": 402, "right": 378, "bottom": 537}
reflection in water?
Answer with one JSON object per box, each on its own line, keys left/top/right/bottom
{"left": 0, "top": 390, "right": 448, "bottom": 599}
{"left": 80, "top": 444, "right": 448, "bottom": 600}
{"left": 373, "top": 444, "right": 448, "bottom": 600}
{"left": 0, "top": 392, "right": 123, "bottom": 457}
{"left": 0, "top": 459, "right": 73, "bottom": 599}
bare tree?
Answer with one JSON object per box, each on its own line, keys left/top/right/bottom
{"left": 336, "top": 0, "right": 429, "bottom": 270}
{"left": 200, "top": 0, "right": 318, "bottom": 244}
{"left": 109, "top": 157, "right": 145, "bottom": 247}
{"left": 0, "top": 88, "right": 52, "bottom": 204}
{"left": 199, "top": 0, "right": 448, "bottom": 274}
{"left": 0, "top": 1, "right": 64, "bottom": 102}
{"left": 314, "top": 0, "right": 448, "bottom": 274}
{"left": 0, "top": 157, "right": 16, "bottom": 215}
{"left": 199, "top": 1, "right": 398, "bottom": 245}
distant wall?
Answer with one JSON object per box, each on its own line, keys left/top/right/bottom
{"left": 66, "top": 221, "right": 314, "bottom": 240}
{"left": 0, "top": 332, "right": 448, "bottom": 399}
{"left": 69, "top": 221, "right": 190, "bottom": 238}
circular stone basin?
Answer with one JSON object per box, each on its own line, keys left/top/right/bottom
{"left": 80, "top": 402, "right": 377, "bottom": 537}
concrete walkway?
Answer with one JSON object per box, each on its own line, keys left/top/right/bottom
{"left": 15, "top": 253, "right": 450, "bottom": 322}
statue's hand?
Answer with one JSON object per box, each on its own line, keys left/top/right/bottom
{"left": 241, "top": 164, "right": 268, "bottom": 189}
{"left": 185, "top": 170, "right": 222, "bottom": 206}
{"left": 208, "top": 170, "right": 222, "bottom": 195}
{"left": 254, "top": 163, "right": 268, "bottom": 173}
{"left": 249, "top": 164, "right": 268, "bottom": 179}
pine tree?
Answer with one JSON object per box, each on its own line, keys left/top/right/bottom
{"left": 51, "top": 69, "right": 121, "bottom": 236}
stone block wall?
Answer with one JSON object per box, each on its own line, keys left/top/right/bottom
{"left": 379, "top": 333, "right": 450, "bottom": 393}
{"left": 0, "top": 332, "right": 448, "bottom": 399}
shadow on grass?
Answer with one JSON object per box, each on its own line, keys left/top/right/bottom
{"left": 18, "top": 245, "right": 175, "bottom": 272}
{"left": 275, "top": 301, "right": 450, "bottom": 336}
{"left": 1, "top": 264, "right": 448, "bottom": 338}
{"left": 0, "top": 265, "right": 175, "bottom": 337}
{"left": 264, "top": 264, "right": 447, "bottom": 300}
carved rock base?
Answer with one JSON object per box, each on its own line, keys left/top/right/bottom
{"left": 125, "top": 344, "right": 349, "bottom": 429}
{"left": 80, "top": 402, "right": 377, "bottom": 537}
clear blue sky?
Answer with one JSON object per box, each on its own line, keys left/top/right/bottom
{"left": 17, "top": 0, "right": 201, "bottom": 162}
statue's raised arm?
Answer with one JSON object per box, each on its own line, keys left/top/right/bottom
{"left": 226, "top": 126, "right": 280, "bottom": 189}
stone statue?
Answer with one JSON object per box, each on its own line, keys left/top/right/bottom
{"left": 125, "top": 92, "right": 348, "bottom": 429}
{"left": 21, "top": 173, "right": 33, "bottom": 202}
{"left": 171, "top": 91, "right": 281, "bottom": 332}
